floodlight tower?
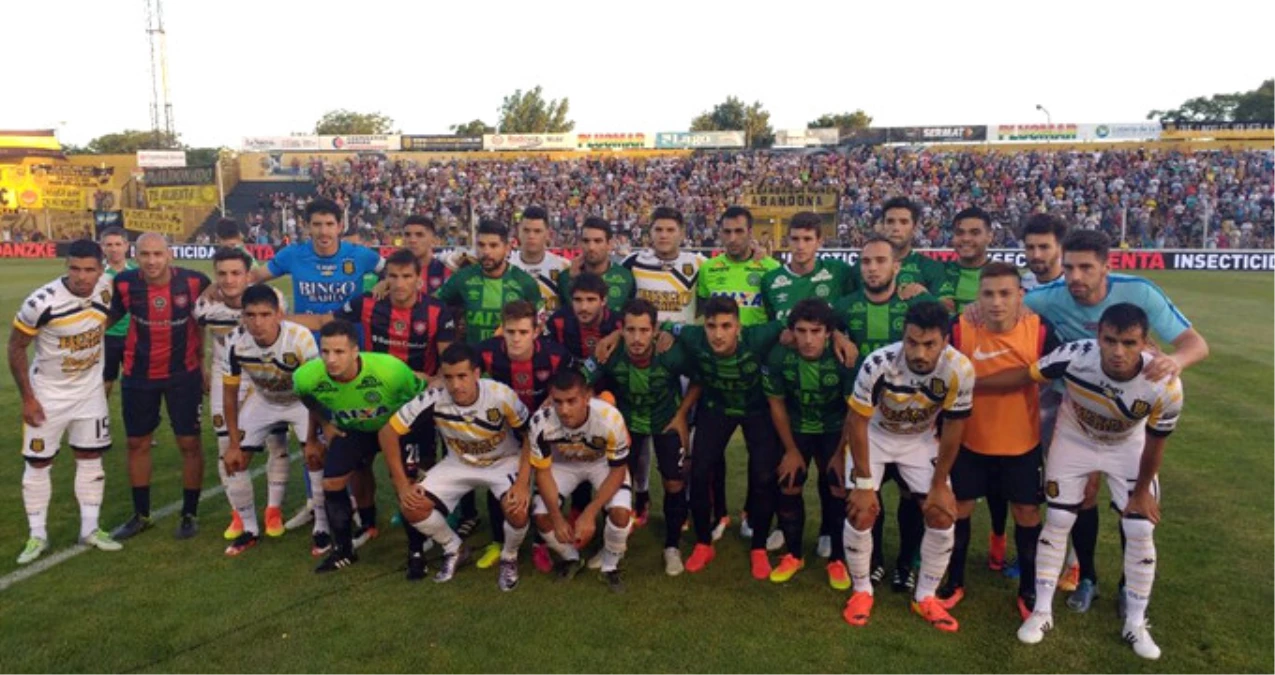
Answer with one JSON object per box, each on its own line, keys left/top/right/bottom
{"left": 144, "top": 0, "right": 176, "bottom": 146}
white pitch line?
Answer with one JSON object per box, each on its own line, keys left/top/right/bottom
{"left": 0, "top": 452, "right": 300, "bottom": 593}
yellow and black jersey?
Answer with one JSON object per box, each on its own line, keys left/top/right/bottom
{"left": 224, "top": 320, "right": 317, "bottom": 405}
{"left": 391, "top": 379, "right": 530, "bottom": 467}
{"left": 13, "top": 275, "right": 112, "bottom": 394}
{"left": 622, "top": 249, "right": 703, "bottom": 324}
{"left": 528, "top": 398, "right": 630, "bottom": 468}
{"left": 850, "top": 343, "right": 975, "bottom": 439}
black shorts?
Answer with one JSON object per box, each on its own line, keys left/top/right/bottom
{"left": 630, "top": 431, "right": 685, "bottom": 483}
{"left": 121, "top": 372, "right": 203, "bottom": 438}
{"left": 324, "top": 429, "right": 381, "bottom": 479}
{"left": 791, "top": 431, "right": 841, "bottom": 489}
{"left": 103, "top": 335, "right": 125, "bottom": 383}
{"left": 951, "top": 445, "right": 1043, "bottom": 505}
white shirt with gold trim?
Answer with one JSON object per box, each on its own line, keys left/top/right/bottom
{"left": 390, "top": 379, "right": 530, "bottom": 467}
{"left": 13, "top": 275, "right": 112, "bottom": 398}
{"left": 528, "top": 398, "right": 630, "bottom": 468}
{"left": 849, "top": 343, "right": 975, "bottom": 447}
{"left": 224, "top": 320, "right": 318, "bottom": 406}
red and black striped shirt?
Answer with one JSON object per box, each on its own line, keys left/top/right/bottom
{"left": 423, "top": 258, "right": 451, "bottom": 295}
{"left": 111, "top": 267, "right": 211, "bottom": 384}
{"left": 477, "top": 337, "right": 575, "bottom": 411}
{"left": 545, "top": 307, "right": 623, "bottom": 361}
{"left": 334, "top": 293, "right": 456, "bottom": 376}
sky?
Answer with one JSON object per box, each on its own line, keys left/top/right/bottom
{"left": 9, "top": 0, "right": 1274, "bottom": 148}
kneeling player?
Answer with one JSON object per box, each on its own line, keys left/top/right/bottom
{"left": 839, "top": 302, "right": 974, "bottom": 632}
{"left": 220, "top": 285, "right": 318, "bottom": 556}
{"left": 983, "top": 304, "right": 1181, "bottom": 660}
{"left": 10, "top": 240, "right": 121, "bottom": 562}
{"left": 381, "top": 344, "right": 533, "bottom": 590}
{"left": 531, "top": 370, "right": 633, "bottom": 592}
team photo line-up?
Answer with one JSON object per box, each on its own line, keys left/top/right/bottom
{"left": 11, "top": 196, "right": 1208, "bottom": 660}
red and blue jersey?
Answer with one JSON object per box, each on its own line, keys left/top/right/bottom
{"left": 333, "top": 294, "right": 456, "bottom": 376}
{"left": 477, "top": 337, "right": 576, "bottom": 411}
{"left": 111, "top": 267, "right": 210, "bottom": 385}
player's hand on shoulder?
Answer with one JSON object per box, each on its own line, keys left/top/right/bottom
{"left": 593, "top": 330, "right": 621, "bottom": 363}
{"left": 654, "top": 330, "right": 674, "bottom": 354}
{"left": 1144, "top": 353, "right": 1181, "bottom": 382}
{"left": 370, "top": 279, "right": 390, "bottom": 301}
{"left": 833, "top": 331, "right": 858, "bottom": 367}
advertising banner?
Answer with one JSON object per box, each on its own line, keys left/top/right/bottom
{"left": 318, "top": 135, "right": 400, "bottom": 151}
{"left": 1082, "top": 123, "right": 1162, "bottom": 141}
{"left": 774, "top": 128, "right": 840, "bottom": 147}
{"left": 654, "top": 131, "right": 746, "bottom": 149}
{"left": 483, "top": 133, "right": 576, "bottom": 151}
{"left": 890, "top": 125, "right": 988, "bottom": 143}
{"left": 145, "top": 185, "right": 219, "bottom": 207}
{"left": 743, "top": 191, "right": 840, "bottom": 244}
{"left": 575, "top": 133, "right": 652, "bottom": 150}
{"left": 29, "top": 164, "right": 114, "bottom": 188}
{"left": 400, "top": 135, "right": 483, "bottom": 151}
{"left": 143, "top": 166, "right": 216, "bottom": 187}
{"left": 991, "top": 124, "right": 1081, "bottom": 142}
{"left": 123, "top": 208, "right": 184, "bottom": 235}
{"left": 1161, "top": 121, "right": 1274, "bottom": 140}
{"left": 136, "top": 150, "right": 187, "bottom": 168}
{"left": 43, "top": 186, "right": 86, "bottom": 211}
{"left": 796, "top": 248, "right": 1274, "bottom": 272}
{"left": 242, "top": 136, "right": 321, "bottom": 151}
{"left": 0, "top": 242, "right": 58, "bottom": 258}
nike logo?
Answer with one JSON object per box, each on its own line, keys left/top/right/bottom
{"left": 973, "top": 347, "right": 1011, "bottom": 361}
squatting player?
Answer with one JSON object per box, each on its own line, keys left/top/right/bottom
{"left": 10, "top": 240, "right": 122, "bottom": 563}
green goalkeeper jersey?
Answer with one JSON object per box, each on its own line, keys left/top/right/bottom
{"left": 760, "top": 258, "right": 859, "bottom": 322}
{"left": 293, "top": 352, "right": 424, "bottom": 433}
{"left": 672, "top": 320, "right": 785, "bottom": 416}
{"left": 697, "top": 253, "right": 781, "bottom": 326}
{"left": 762, "top": 343, "right": 855, "bottom": 435}
{"left": 584, "top": 341, "right": 692, "bottom": 434}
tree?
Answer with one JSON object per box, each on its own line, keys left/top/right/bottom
{"left": 1147, "top": 79, "right": 1274, "bottom": 122}
{"left": 497, "top": 86, "right": 574, "bottom": 133}
{"left": 809, "top": 110, "right": 873, "bottom": 134}
{"left": 450, "top": 119, "right": 496, "bottom": 136}
{"left": 313, "top": 109, "right": 395, "bottom": 135}
{"left": 78, "top": 129, "right": 180, "bottom": 154}
{"left": 186, "top": 147, "right": 222, "bottom": 167}
{"left": 690, "top": 96, "right": 774, "bottom": 148}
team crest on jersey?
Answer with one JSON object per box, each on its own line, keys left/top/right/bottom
{"left": 515, "top": 372, "right": 531, "bottom": 385}
{"left": 747, "top": 273, "right": 760, "bottom": 286}
{"left": 283, "top": 353, "right": 299, "bottom": 368}
{"left": 365, "top": 391, "right": 381, "bottom": 404}
{"left": 342, "top": 260, "right": 355, "bottom": 275}
{"left": 815, "top": 286, "right": 830, "bottom": 298}
{"left": 549, "top": 269, "right": 560, "bottom": 281}
{"left": 822, "top": 373, "right": 839, "bottom": 386}
{"left": 1045, "top": 480, "right": 1059, "bottom": 498}
{"left": 1130, "top": 399, "right": 1151, "bottom": 418}
{"left": 174, "top": 294, "right": 189, "bottom": 309}
{"left": 212, "top": 414, "right": 225, "bottom": 429}
{"left": 535, "top": 369, "right": 551, "bottom": 381}
{"left": 413, "top": 320, "right": 427, "bottom": 334}
{"left": 590, "top": 435, "right": 607, "bottom": 449}
{"left": 153, "top": 296, "right": 167, "bottom": 310}
{"left": 393, "top": 320, "right": 407, "bottom": 333}
{"left": 100, "top": 290, "right": 111, "bottom": 304}
{"left": 29, "top": 439, "right": 44, "bottom": 452}
{"left": 928, "top": 377, "right": 948, "bottom": 397}
{"left": 486, "top": 408, "right": 501, "bottom": 423}
{"left": 742, "top": 362, "right": 758, "bottom": 374}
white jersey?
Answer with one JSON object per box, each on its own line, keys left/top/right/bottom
{"left": 528, "top": 398, "right": 630, "bottom": 468}
{"left": 622, "top": 249, "right": 704, "bottom": 324}
{"left": 1030, "top": 340, "right": 1183, "bottom": 451}
{"left": 13, "top": 275, "right": 112, "bottom": 398}
{"left": 509, "top": 250, "right": 570, "bottom": 313}
{"left": 224, "top": 320, "right": 318, "bottom": 406}
{"left": 850, "top": 343, "right": 976, "bottom": 443}
{"left": 195, "top": 289, "right": 287, "bottom": 374}
{"left": 390, "top": 378, "right": 530, "bottom": 467}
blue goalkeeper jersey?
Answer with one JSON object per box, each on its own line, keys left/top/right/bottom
{"left": 267, "top": 241, "right": 383, "bottom": 316}
{"left": 1024, "top": 273, "right": 1191, "bottom": 343}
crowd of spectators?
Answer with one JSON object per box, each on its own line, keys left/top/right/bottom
{"left": 229, "top": 147, "right": 1275, "bottom": 250}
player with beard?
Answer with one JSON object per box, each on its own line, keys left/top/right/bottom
{"left": 557, "top": 217, "right": 636, "bottom": 313}
{"left": 865, "top": 197, "right": 953, "bottom": 304}
{"left": 1020, "top": 214, "right": 1067, "bottom": 291}
{"left": 435, "top": 220, "right": 541, "bottom": 344}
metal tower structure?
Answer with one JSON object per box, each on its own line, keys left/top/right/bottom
{"left": 144, "top": 0, "right": 175, "bottom": 145}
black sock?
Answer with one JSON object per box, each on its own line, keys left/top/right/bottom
{"left": 987, "top": 494, "right": 1009, "bottom": 537}
{"left": 182, "top": 488, "right": 200, "bottom": 518}
{"left": 459, "top": 491, "right": 478, "bottom": 521}
{"left": 825, "top": 491, "right": 847, "bottom": 563}
{"left": 635, "top": 490, "right": 650, "bottom": 515}
{"left": 133, "top": 486, "right": 151, "bottom": 518}
{"left": 948, "top": 517, "right": 972, "bottom": 588}
{"left": 487, "top": 490, "right": 505, "bottom": 544}
{"left": 871, "top": 495, "right": 886, "bottom": 569}
{"left": 897, "top": 498, "right": 923, "bottom": 570}
{"left": 358, "top": 506, "right": 377, "bottom": 531}
{"left": 1073, "top": 506, "right": 1099, "bottom": 582}
{"left": 404, "top": 517, "right": 426, "bottom": 555}
{"left": 777, "top": 492, "right": 805, "bottom": 558}
{"left": 663, "top": 489, "right": 688, "bottom": 549}
{"left": 324, "top": 489, "right": 354, "bottom": 555}
{"left": 1016, "top": 523, "right": 1042, "bottom": 600}
{"left": 816, "top": 477, "right": 834, "bottom": 537}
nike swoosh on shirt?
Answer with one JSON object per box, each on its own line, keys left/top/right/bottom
{"left": 973, "top": 347, "right": 1011, "bottom": 361}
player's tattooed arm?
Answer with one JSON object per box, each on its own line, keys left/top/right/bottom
{"left": 7, "top": 329, "right": 43, "bottom": 427}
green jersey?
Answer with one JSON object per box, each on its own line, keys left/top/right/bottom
{"left": 105, "top": 260, "right": 138, "bottom": 338}
{"left": 943, "top": 260, "right": 987, "bottom": 313}
{"left": 834, "top": 289, "right": 939, "bottom": 373}
{"left": 672, "top": 320, "right": 785, "bottom": 416}
{"left": 760, "top": 258, "right": 859, "bottom": 322}
{"left": 697, "top": 253, "right": 781, "bottom": 326}
{"left": 434, "top": 264, "right": 542, "bottom": 343}
{"left": 293, "top": 352, "right": 425, "bottom": 433}
{"left": 584, "top": 341, "right": 692, "bottom": 434}
{"left": 762, "top": 343, "right": 855, "bottom": 435}
{"left": 557, "top": 262, "right": 637, "bottom": 313}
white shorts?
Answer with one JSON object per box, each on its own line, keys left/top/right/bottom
{"left": 533, "top": 461, "right": 632, "bottom": 515}
{"left": 211, "top": 376, "right": 252, "bottom": 438}
{"left": 845, "top": 431, "right": 944, "bottom": 496}
{"left": 237, "top": 397, "right": 310, "bottom": 450}
{"left": 420, "top": 454, "right": 520, "bottom": 514}
{"left": 1043, "top": 431, "right": 1160, "bottom": 512}
{"left": 23, "top": 387, "right": 110, "bottom": 460}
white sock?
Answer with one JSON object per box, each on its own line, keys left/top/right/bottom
{"left": 601, "top": 518, "right": 629, "bottom": 572}
{"left": 265, "top": 437, "right": 289, "bottom": 509}
{"left": 74, "top": 457, "right": 105, "bottom": 538}
{"left": 227, "top": 471, "right": 259, "bottom": 535}
{"left": 1034, "top": 507, "right": 1077, "bottom": 614}
{"left": 501, "top": 521, "right": 528, "bottom": 562}
{"left": 1121, "top": 517, "right": 1156, "bottom": 626}
{"left": 22, "top": 463, "right": 52, "bottom": 540}
{"left": 540, "top": 529, "right": 579, "bottom": 561}
{"left": 309, "top": 470, "right": 329, "bottom": 533}
{"left": 915, "top": 525, "right": 955, "bottom": 601}
{"left": 217, "top": 437, "right": 232, "bottom": 508}
{"left": 843, "top": 519, "right": 874, "bottom": 595}
{"left": 413, "top": 510, "right": 459, "bottom": 555}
